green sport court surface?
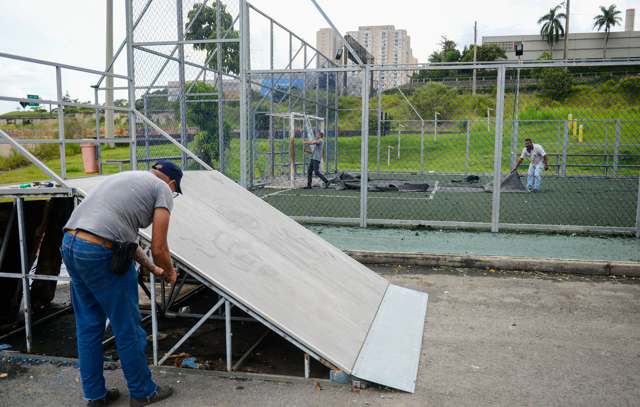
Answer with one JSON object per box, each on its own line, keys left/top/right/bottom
{"left": 254, "top": 174, "right": 639, "bottom": 228}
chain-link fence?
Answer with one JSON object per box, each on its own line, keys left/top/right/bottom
{"left": 3, "top": 1, "right": 638, "bottom": 236}
{"left": 253, "top": 61, "right": 640, "bottom": 235}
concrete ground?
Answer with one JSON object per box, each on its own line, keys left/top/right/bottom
{"left": 1, "top": 266, "right": 639, "bottom": 407}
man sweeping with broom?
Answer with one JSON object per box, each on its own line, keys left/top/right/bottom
{"left": 511, "top": 138, "right": 549, "bottom": 192}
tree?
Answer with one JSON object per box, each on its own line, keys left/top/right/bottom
{"left": 428, "top": 37, "right": 461, "bottom": 63}
{"left": 185, "top": 81, "right": 229, "bottom": 166}
{"left": 185, "top": 2, "right": 240, "bottom": 75}
{"left": 593, "top": 4, "right": 622, "bottom": 59}
{"left": 538, "top": 68, "right": 573, "bottom": 101}
{"left": 460, "top": 44, "right": 507, "bottom": 62}
{"left": 538, "top": 4, "right": 566, "bottom": 54}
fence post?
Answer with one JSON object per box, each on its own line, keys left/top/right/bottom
{"left": 613, "top": 119, "right": 621, "bottom": 176}
{"left": 561, "top": 120, "right": 569, "bottom": 177}
{"left": 376, "top": 79, "right": 382, "bottom": 174}
{"left": 334, "top": 74, "right": 339, "bottom": 174}
{"left": 217, "top": 0, "right": 226, "bottom": 175}
{"left": 636, "top": 174, "right": 640, "bottom": 238}
{"left": 55, "top": 66, "right": 66, "bottom": 179}
{"left": 94, "top": 87, "right": 102, "bottom": 175}
{"left": 125, "top": 0, "right": 137, "bottom": 170}
{"left": 360, "top": 66, "right": 371, "bottom": 228}
{"left": 176, "top": 0, "right": 188, "bottom": 169}
{"left": 420, "top": 120, "right": 425, "bottom": 174}
{"left": 491, "top": 66, "right": 506, "bottom": 233}
{"left": 238, "top": 0, "right": 249, "bottom": 188}
{"left": 510, "top": 119, "right": 518, "bottom": 169}
{"left": 465, "top": 120, "right": 471, "bottom": 175}
{"left": 143, "top": 94, "right": 151, "bottom": 169}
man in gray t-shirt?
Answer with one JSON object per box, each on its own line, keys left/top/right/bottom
{"left": 61, "top": 161, "right": 181, "bottom": 405}
{"left": 303, "top": 131, "right": 329, "bottom": 189}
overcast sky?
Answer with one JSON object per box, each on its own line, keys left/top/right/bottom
{"left": 0, "top": 0, "right": 637, "bottom": 113}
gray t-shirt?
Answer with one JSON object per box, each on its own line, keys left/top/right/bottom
{"left": 65, "top": 171, "right": 174, "bottom": 243}
{"left": 312, "top": 139, "right": 324, "bottom": 162}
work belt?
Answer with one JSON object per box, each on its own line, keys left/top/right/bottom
{"left": 65, "top": 229, "right": 114, "bottom": 249}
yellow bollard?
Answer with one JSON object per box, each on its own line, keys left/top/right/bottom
{"left": 578, "top": 124, "right": 584, "bottom": 143}
{"left": 572, "top": 119, "right": 578, "bottom": 137}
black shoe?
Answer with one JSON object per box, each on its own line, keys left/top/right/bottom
{"left": 130, "top": 386, "right": 174, "bottom": 407}
{"left": 88, "top": 388, "right": 120, "bottom": 406}
{"left": 323, "top": 182, "right": 330, "bottom": 189}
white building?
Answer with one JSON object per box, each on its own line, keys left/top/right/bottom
{"left": 316, "top": 25, "right": 418, "bottom": 90}
{"left": 483, "top": 8, "right": 639, "bottom": 60}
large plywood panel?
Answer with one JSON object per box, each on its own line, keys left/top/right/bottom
{"left": 67, "top": 171, "right": 388, "bottom": 372}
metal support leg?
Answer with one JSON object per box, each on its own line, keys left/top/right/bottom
{"left": 16, "top": 198, "right": 32, "bottom": 353}
{"left": 158, "top": 298, "right": 225, "bottom": 366}
{"left": 304, "top": 353, "right": 310, "bottom": 379}
{"left": 150, "top": 273, "right": 159, "bottom": 365}
{"left": 225, "top": 300, "right": 232, "bottom": 371}
{"left": 510, "top": 120, "right": 518, "bottom": 169}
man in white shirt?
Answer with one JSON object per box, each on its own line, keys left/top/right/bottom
{"left": 511, "top": 138, "right": 549, "bottom": 192}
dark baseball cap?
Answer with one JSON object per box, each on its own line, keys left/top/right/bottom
{"left": 152, "top": 160, "right": 183, "bottom": 194}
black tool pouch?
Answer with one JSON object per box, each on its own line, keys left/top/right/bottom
{"left": 111, "top": 241, "right": 138, "bottom": 275}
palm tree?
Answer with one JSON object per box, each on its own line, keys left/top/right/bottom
{"left": 538, "top": 4, "right": 567, "bottom": 55}
{"left": 593, "top": 5, "right": 622, "bottom": 59}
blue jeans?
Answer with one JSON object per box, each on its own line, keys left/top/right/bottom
{"left": 527, "top": 163, "right": 543, "bottom": 192}
{"left": 61, "top": 232, "right": 157, "bottom": 401}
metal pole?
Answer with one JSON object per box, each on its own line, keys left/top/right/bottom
{"left": 613, "top": 119, "right": 621, "bottom": 176}
{"left": 359, "top": 66, "right": 370, "bottom": 228}
{"left": 239, "top": 0, "right": 249, "bottom": 188}
{"left": 268, "top": 20, "right": 275, "bottom": 178}
{"left": 217, "top": 0, "right": 225, "bottom": 174}
{"left": 225, "top": 300, "right": 232, "bottom": 371}
{"left": 636, "top": 173, "right": 640, "bottom": 238}
{"left": 472, "top": 21, "right": 477, "bottom": 95}
{"left": 563, "top": 0, "right": 571, "bottom": 60}
{"left": 433, "top": 112, "right": 438, "bottom": 142}
{"left": 561, "top": 121, "right": 569, "bottom": 177}
{"left": 150, "top": 273, "right": 158, "bottom": 366}
{"left": 16, "top": 198, "right": 32, "bottom": 353}
{"left": 334, "top": 73, "right": 339, "bottom": 174}
{"left": 125, "top": 0, "right": 137, "bottom": 170}
{"left": 491, "top": 66, "right": 506, "bottom": 233}
{"left": 94, "top": 87, "right": 102, "bottom": 174}
{"left": 376, "top": 80, "right": 382, "bottom": 174}
{"left": 510, "top": 120, "right": 519, "bottom": 169}
{"left": 106, "top": 0, "right": 114, "bottom": 143}
{"left": 304, "top": 353, "right": 310, "bottom": 379}
{"left": 56, "top": 66, "right": 66, "bottom": 178}
{"left": 420, "top": 120, "right": 425, "bottom": 174}
{"left": 177, "top": 0, "right": 188, "bottom": 169}
{"left": 325, "top": 72, "right": 330, "bottom": 175}
{"left": 143, "top": 95, "right": 151, "bottom": 169}
{"left": 465, "top": 120, "right": 471, "bottom": 175}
